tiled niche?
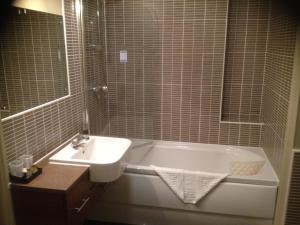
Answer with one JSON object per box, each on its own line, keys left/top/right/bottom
{"left": 221, "top": 0, "right": 270, "bottom": 123}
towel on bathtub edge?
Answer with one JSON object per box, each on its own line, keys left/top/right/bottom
{"left": 150, "top": 165, "right": 228, "bottom": 204}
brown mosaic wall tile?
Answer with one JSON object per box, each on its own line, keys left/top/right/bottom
{"left": 222, "top": 0, "right": 270, "bottom": 123}
{"left": 1, "top": 0, "right": 296, "bottom": 169}
{"left": 285, "top": 152, "right": 300, "bottom": 225}
{"left": 295, "top": 98, "right": 300, "bottom": 149}
{"left": 262, "top": 0, "right": 297, "bottom": 174}
{"left": 1, "top": 0, "right": 84, "bottom": 163}
{"left": 0, "top": 7, "right": 68, "bottom": 118}
{"left": 0, "top": 56, "right": 8, "bottom": 113}
{"left": 97, "top": 0, "right": 263, "bottom": 146}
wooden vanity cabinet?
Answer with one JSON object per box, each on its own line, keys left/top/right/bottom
{"left": 11, "top": 164, "right": 101, "bottom": 225}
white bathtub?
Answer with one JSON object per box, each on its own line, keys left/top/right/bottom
{"left": 89, "top": 139, "right": 279, "bottom": 225}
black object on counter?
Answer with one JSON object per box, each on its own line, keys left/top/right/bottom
{"left": 10, "top": 166, "right": 42, "bottom": 184}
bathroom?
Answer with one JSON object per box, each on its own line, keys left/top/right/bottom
{"left": 0, "top": 0, "right": 299, "bottom": 224}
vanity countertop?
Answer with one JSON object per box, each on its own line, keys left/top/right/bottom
{"left": 11, "top": 163, "right": 89, "bottom": 192}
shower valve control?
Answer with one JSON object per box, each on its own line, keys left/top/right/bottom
{"left": 91, "top": 85, "right": 108, "bottom": 93}
{"left": 101, "top": 85, "right": 108, "bottom": 93}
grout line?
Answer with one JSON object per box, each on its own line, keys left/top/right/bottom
{"left": 237, "top": 0, "right": 250, "bottom": 145}
{"left": 11, "top": 118, "right": 19, "bottom": 160}
{"left": 37, "top": 13, "right": 47, "bottom": 99}
{"left": 218, "top": 0, "right": 230, "bottom": 143}
{"left": 248, "top": 123, "right": 252, "bottom": 146}
{"left": 227, "top": 0, "right": 238, "bottom": 143}
{"left": 248, "top": 7, "right": 260, "bottom": 123}
{"left": 122, "top": 0, "right": 128, "bottom": 137}
{"left": 80, "top": 0, "right": 89, "bottom": 133}
{"left": 61, "top": 0, "right": 71, "bottom": 100}
{"left": 28, "top": 12, "right": 40, "bottom": 108}
{"left": 266, "top": 122, "right": 285, "bottom": 144}
{"left": 45, "top": 15, "right": 57, "bottom": 99}
{"left": 179, "top": 0, "right": 186, "bottom": 141}
{"left": 38, "top": 107, "right": 47, "bottom": 156}
{"left": 106, "top": 81, "right": 228, "bottom": 86}
{"left": 259, "top": 123, "right": 263, "bottom": 147}
{"left": 169, "top": 0, "right": 174, "bottom": 141}
{"left": 220, "top": 120, "right": 264, "bottom": 126}
{"left": 152, "top": 0, "right": 155, "bottom": 139}
{"left": 266, "top": 51, "right": 295, "bottom": 58}
{"left": 122, "top": 18, "right": 269, "bottom": 22}
{"left": 103, "top": 0, "right": 111, "bottom": 135}
{"left": 22, "top": 116, "right": 29, "bottom": 155}
{"left": 132, "top": 0, "right": 136, "bottom": 138}
{"left": 112, "top": 1, "right": 119, "bottom": 136}
{"left": 259, "top": 0, "right": 272, "bottom": 124}
{"left": 198, "top": 0, "right": 206, "bottom": 143}
{"left": 265, "top": 82, "right": 290, "bottom": 103}
{"left": 188, "top": 0, "right": 196, "bottom": 142}
{"left": 105, "top": 51, "right": 230, "bottom": 55}
{"left": 54, "top": 103, "right": 62, "bottom": 143}
{"left": 142, "top": 0, "right": 145, "bottom": 138}
{"left": 15, "top": 12, "right": 26, "bottom": 112}
{"left": 160, "top": 0, "right": 165, "bottom": 140}
{"left": 209, "top": 0, "right": 217, "bottom": 143}
{"left": 0, "top": 43, "right": 10, "bottom": 112}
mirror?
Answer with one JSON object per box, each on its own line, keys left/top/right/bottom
{"left": 0, "top": 0, "right": 69, "bottom": 119}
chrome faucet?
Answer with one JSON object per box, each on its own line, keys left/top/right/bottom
{"left": 71, "top": 134, "right": 90, "bottom": 148}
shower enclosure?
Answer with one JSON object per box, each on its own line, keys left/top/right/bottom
{"left": 81, "top": 0, "right": 109, "bottom": 135}
{"left": 82, "top": 0, "right": 165, "bottom": 140}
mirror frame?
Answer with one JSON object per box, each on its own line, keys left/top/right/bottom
{"left": 1, "top": 0, "right": 70, "bottom": 122}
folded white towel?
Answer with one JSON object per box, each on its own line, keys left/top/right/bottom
{"left": 151, "top": 165, "right": 228, "bottom": 204}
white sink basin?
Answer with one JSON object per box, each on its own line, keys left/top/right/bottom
{"left": 50, "top": 136, "right": 132, "bottom": 182}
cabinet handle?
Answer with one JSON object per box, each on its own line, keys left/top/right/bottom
{"left": 75, "top": 197, "right": 90, "bottom": 213}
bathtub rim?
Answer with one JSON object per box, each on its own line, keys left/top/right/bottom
{"left": 125, "top": 138, "right": 279, "bottom": 186}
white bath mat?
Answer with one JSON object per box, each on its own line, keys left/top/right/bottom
{"left": 151, "top": 165, "right": 228, "bottom": 204}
